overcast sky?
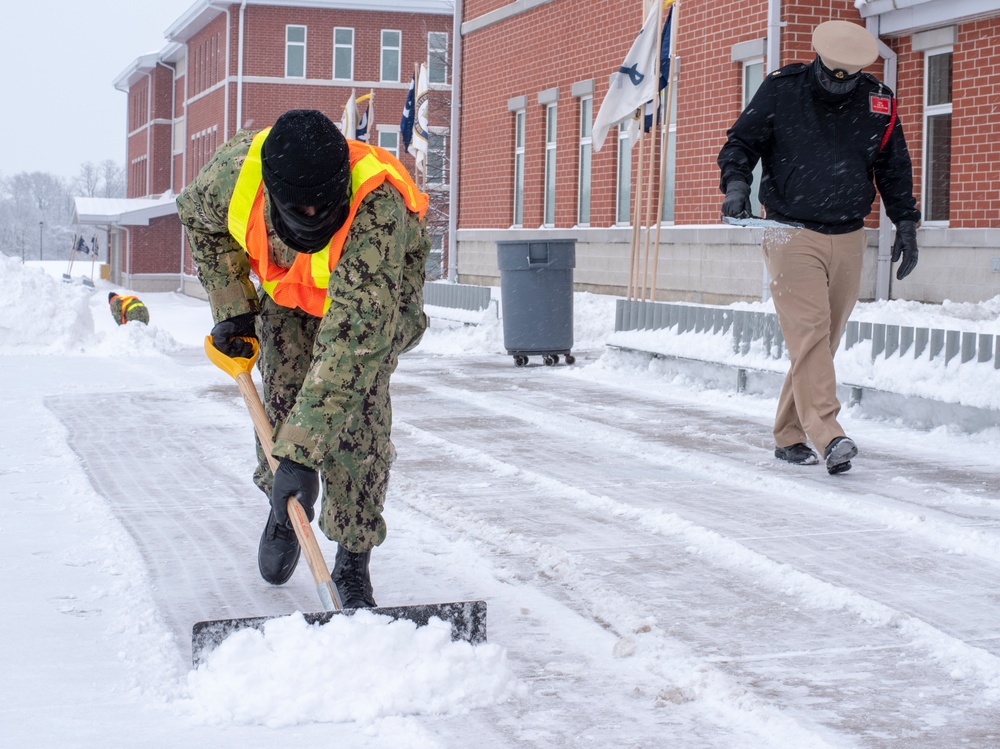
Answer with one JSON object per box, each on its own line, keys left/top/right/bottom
{"left": 0, "top": 0, "right": 196, "bottom": 182}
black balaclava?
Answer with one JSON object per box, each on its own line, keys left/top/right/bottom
{"left": 810, "top": 57, "right": 861, "bottom": 104}
{"left": 261, "top": 109, "right": 352, "bottom": 253}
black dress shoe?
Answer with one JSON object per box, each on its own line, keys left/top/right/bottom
{"left": 824, "top": 436, "right": 858, "bottom": 475}
{"left": 774, "top": 442, "right": 819, "bottom": 465}
{"left": 257, "top": 509, "right": 300, "bottom": 585}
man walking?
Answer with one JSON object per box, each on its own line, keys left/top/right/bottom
{"left": 718, "top": 20, "right": 920, "bottom": 474}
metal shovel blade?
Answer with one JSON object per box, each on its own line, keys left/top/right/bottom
{"left": 192, "top": 600, "right": 487, "bottom": 666}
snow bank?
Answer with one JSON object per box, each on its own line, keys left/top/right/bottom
{"left": 0, "top": 256, "right": 180, "bottom": 356}
{"left": 181, "top": 611, "right": 518, "bottom": 726}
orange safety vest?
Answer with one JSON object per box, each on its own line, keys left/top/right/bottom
{"left": 227, "top": 129, "right": 428, "bottom": 317}
{"left": 114, "top": 295, "right": 144, "bottom": 325}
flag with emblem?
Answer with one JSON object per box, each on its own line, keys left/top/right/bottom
{"left": 400, "top": 75, "right": 415, "bottom": 151}
{"left": 592, "top": 1, "right": 662, "bottom": 152}
{"left": 408, "top": 63, "right": 429, "bottom": 175}
{"left": 339, "top": 88, "right": 358, "bottom": 140}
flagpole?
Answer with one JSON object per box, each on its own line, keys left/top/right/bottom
{"left": 640, "top": 0, "right": 668, "bottom": 301}
{"left": 650, "top": 0, "right": 678, "bottom": 302}
{"left": 628, "top": 125, "right": 645, "bottom": 301}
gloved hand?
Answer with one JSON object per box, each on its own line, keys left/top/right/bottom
{"left": 270, "top": 458, "right": 320, "bottom": 527}
{"left": 721, "top": 181, "right": 752, "bottom": 219}
{"left": 210, "top": 312, "right": 257, "bottom": 358}
{"left": 891, "top": 220, "right": 919, "bottom": 280}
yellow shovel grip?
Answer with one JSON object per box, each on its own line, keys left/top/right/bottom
{"left": 203, "top": 335, "right": 259, "bottom": 379}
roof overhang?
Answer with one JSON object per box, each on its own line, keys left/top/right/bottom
{"left": 858, "top": 0, "right": 1000, "bottom": 36}
{"left": 73, "top": 195, "right": 178, "bottom": 227}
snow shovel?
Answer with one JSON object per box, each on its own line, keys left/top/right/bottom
{"left": 193, "top": 335, "right": 486, "bottom": 666}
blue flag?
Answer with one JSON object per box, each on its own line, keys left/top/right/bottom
{"left": 400, "top": 75, "right": 415, "bottom": 151}
{"left": 646, "top": 4, "right": 674, "bottom": 134}
{"left": 658, "top": 5, "right": 672, "bottom": 93}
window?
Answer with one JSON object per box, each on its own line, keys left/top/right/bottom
{"left": 427, "top": 131, "right": 447, "bottom": 185}
{"left": 742, "top": 60, "right": 765, "bottom": 218}
{"left": 577, "top": 96, "right": 592, "bottom": 226}
{"left": 379, "top": 130, "right": 399, "bottom": 158}
{"left": 381, "top": 30, "right": 400, "bottom": 82}
{"left": 513, "top": 110, "right": 525, "bottom": 227}
{"left": 285, "top": 25, "right": 306, "bottom": 78}
{"left": 923, "top": 49, "right": 952, "bottom": 222}
{"left": 428, "top": 32, "right": 448, "bottom": 84}
{"left": 333, "top": 27, "right": 353, "bottom": 80}
{"left": 543, "top": 104, "right": 557, "bottom": 226}
{"left": 426, "top": 234, "right": 444, "bottom": 279}
{"left": 616, "top": 123, "right": 632, "bottom": 225}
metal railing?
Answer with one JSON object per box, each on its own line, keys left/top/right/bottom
{"left": 615, "top": 299, "right": 1000, "bottom": 369}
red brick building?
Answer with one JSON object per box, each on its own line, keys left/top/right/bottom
{"left": 452, "top": 0, "right": 1000, "bottom": 304}
{"left": 81, "top": 0, "right": 453, "bottom": 294}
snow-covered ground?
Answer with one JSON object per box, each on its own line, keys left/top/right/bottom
{"left": 2, "top": 256, "right": 998, "bottom": 748}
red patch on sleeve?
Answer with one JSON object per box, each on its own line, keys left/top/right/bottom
{"left": 870, "top": 94, "right": 891, "bottom": 115}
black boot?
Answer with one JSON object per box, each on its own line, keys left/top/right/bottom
{"left": 824, "top": 436, "right": 858, "bottom": 475}
{"left": 330, "top": 546, "right": 377, "bottom": 608}
{"left": 257, "top": 509, "right": 300, "bottom": 585}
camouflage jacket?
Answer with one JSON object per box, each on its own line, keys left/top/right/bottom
{"left": 176, "top": 129, "right": 430, "bottom": 468}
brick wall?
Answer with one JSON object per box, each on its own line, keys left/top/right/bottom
{"left": 460, "top": 0, "right": 991, "bottom": 231}
{"left": 127, "top": 214, "right": 183, "bottom": 275}
{"left": 950, "top": 18, "right": 1000, "bottom": 227}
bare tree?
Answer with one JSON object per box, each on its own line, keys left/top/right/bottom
{"left": 74, "top": 162, "right": 101, "bottom": 198}
{"left": 100, "top": 160, "right": 126, "bottom": 198}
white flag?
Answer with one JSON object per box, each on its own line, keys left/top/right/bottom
{"left": 592, "top": 2, "right": 660, "bottom": 152}
{"left": 339, "top": 88, "right": 358, "bottom": 140}
{"left": 408, "top": 63, "right": 429, "bottom": 175}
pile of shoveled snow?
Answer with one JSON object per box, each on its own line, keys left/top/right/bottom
{"left": 1, "top": 255, "right": 179, "bottom": 356}
{"left": 181, "top": 610, "right": 519, "bottom": 727}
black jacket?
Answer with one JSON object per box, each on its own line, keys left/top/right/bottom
{"left": 718, "top": 61, "right": 921, "bottom": 234}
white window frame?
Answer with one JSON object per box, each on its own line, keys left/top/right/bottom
{"left": 741, "top": 58, "right": 765, "bottom": 218}
{"left": 428, "top": 32, "right": 449, "bottom": 85}
{"left": 378, "top": 128, "right": 400, "bottom": 158}
{"left": 543, "top": 103, "right": 557, "bottom": 227}
{"left": 513, "top": 109, "right": 525, "bottom": 228}
{"left": 922, "top": 46, "right": 953, "bottom": 225}
{"left": 285, "top": 25, "right": 306, "bottom": 79}
{"left": 577, "top": 96, "right": 592, "bottom": 227}
{"left": 427, "top": 129, "right": 448, "bottom": 186}
{"left": 333, "top": 27, "right": 354, "bottom": 81}
{"left": 616, "top": 123, "right": 632, "bottom": 226}
{"left": 381, "top": 29, "right": 401, "bottom": 83}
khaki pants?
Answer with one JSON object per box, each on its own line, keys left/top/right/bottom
{"left": 762, "top": 227, "right": 865, "bottom": 455}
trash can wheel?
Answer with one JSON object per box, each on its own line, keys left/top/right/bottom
{"left": 543, "top": 355, "right": 558, "bottom": 366}
{"left": 513, "top": 355, "right": 529, "bottom": 367}
{"left": 565, "top": 354, "right": 576, "bottom": 365}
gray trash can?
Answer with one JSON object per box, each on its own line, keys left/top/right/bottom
{"left": 496, "top": 239, "right": 576, "bottom": 366}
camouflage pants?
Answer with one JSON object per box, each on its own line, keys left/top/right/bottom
{"left": 251, "top": 293, "right": 393, "bottom": 553}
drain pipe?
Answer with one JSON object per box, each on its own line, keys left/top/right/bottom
{"left": 446, "top": 0, "right": 463, "bottom": 282}
{"left": 868, "top": 16, "right": 896, "bottom": 302}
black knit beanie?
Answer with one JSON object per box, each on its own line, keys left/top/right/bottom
{"left": 261, "top": 110, "right": 350, "bottom": 207}
{"left": 108, "top": 292, "right": 118, "bottom": 302}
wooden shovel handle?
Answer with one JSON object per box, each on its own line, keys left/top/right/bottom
{"left": 205, "top": 336, "right": 341, "bottom": 611}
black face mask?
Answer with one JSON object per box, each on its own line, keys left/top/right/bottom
{"left": 269, "top": 191, "right": 351, "bottom": 254}
{"left": 811, "top": 57, "right": 861, "bottom": 103}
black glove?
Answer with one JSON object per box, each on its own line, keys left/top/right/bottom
{"left": 270, "top": 458, "right": 320, "bottom": 527}
{"left": 721, "top": 181, "right": 752, "bottom": 219}
{"left": 210, "top": 312, "right": 257, "bottom": 358}
{"left": 891, "top": 220, "right": 919, "bottom": 280}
